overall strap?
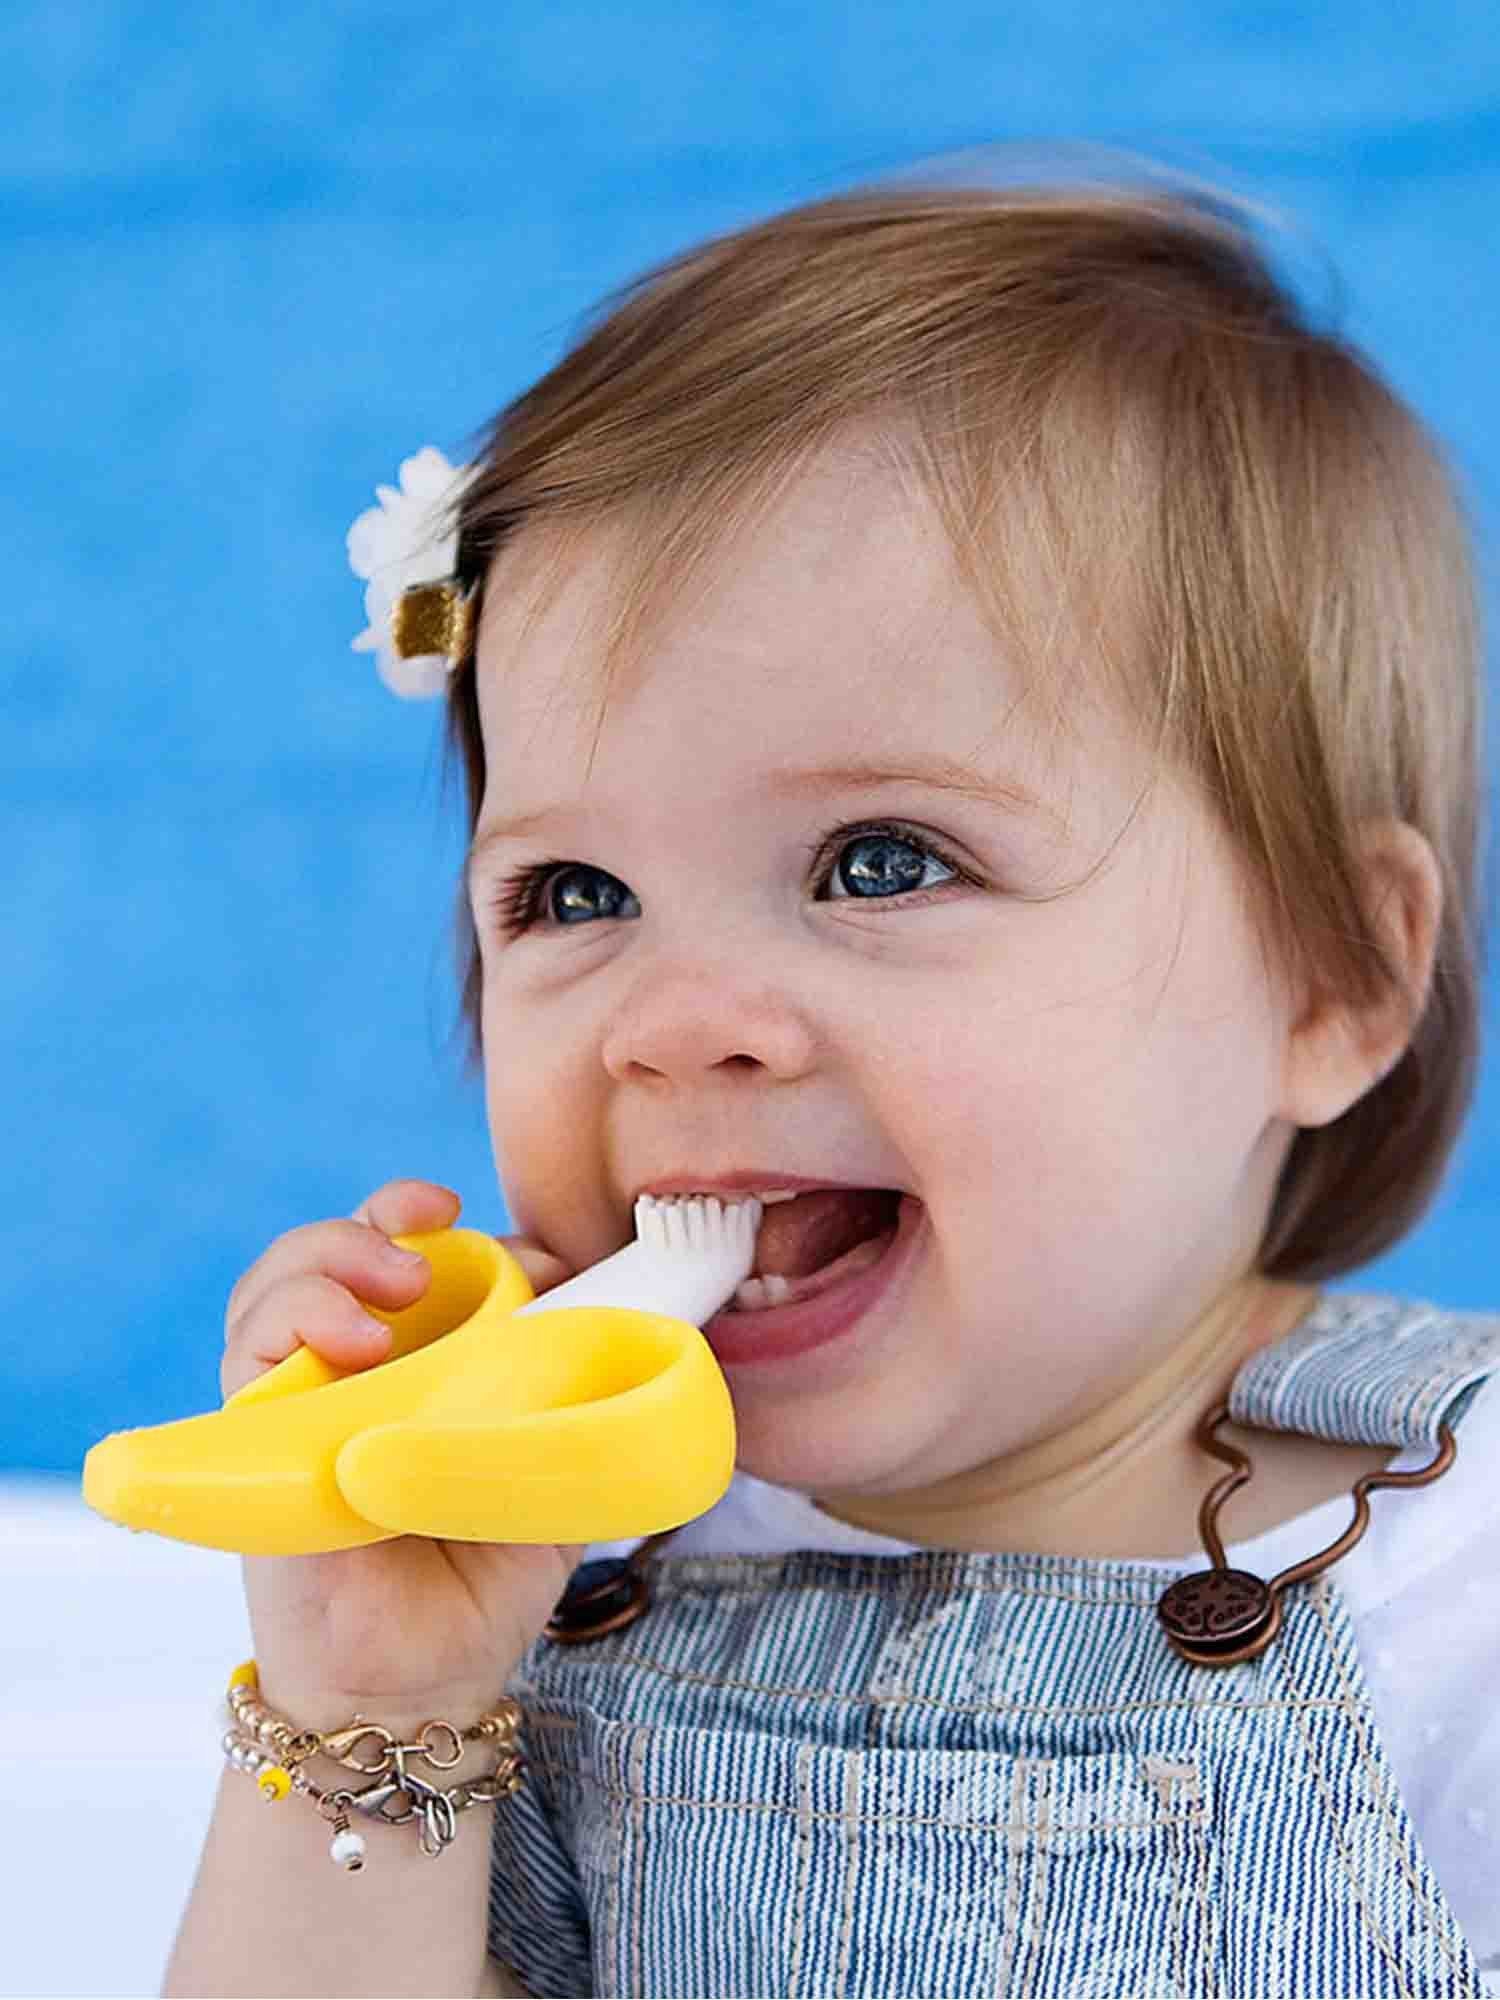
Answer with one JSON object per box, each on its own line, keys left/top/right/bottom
{"left": 1156, "top": 1291, "right": 1500, "bottom": 1670}
{"left": 1229, "top": 1291, "right": 1500, "bottom": 1447}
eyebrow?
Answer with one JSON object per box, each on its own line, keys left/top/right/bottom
{"left": 465, "top": 755, "right": 1054, "bottom": 892}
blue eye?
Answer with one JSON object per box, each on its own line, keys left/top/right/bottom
{"left": 487, "top": 822, "right": 962, "bottom": 938}
{"left": 501, "top": 863, "right": 641, "bottom": 932}
{"left": 823, "top": 827, "right": 958, "bottom": 901}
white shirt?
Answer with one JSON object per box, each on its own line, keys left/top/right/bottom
{"left": 596, "top": 1371, "right": 1500, "bottom": 1979}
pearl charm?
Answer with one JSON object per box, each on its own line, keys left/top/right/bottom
{"left": 330, "top": 1827, "right": 366, "bottom": 1871}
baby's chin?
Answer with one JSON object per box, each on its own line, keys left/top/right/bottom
{"left": 729, "top": 1384, "right": 968, "bottom": 1520}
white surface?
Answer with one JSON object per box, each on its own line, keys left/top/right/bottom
{"left": 1, "top": 1479, "right": 253, "bottom": 2000}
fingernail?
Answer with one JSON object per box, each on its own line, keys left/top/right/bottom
{"left": 354, "top": 1312, "right": 391, "bottom": 1338}
{"left": 381, "top": 1243, "right": 426, "bottom": 1268}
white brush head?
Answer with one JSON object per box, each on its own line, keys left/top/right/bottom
{"left": 634, "top": 1192, "right": 762, "bottom": 1264}
{"left": 513, "top": 1193, "right": 764, "bottom": 1326}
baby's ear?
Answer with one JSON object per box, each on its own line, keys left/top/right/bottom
{"left": 1276, "top": 819, "right": 1443, "bottom": 1130}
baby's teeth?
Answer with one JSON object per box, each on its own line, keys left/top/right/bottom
{"left": 648, "top": 1192, "right": 772, "bottom": 1208}
{"left": 733, "top": 1273, "right": 793, "bottom": 1310}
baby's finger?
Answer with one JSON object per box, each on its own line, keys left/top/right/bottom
{"left": 225, "top": 1215, "right": 435, "bottom": 1351}
{"left": 221, "top": 1271, "right": 395, "bottom": 1399}
{"left": 353, "top": 1178, "right": 463, "bottom": 1236}
{"left": 496, "top": 1234, "right": 575, "bottom": 1299}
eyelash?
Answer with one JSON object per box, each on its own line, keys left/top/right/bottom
{"left": 485, "top": 820, "right": 971, "bottom": 938}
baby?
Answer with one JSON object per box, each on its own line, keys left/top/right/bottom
{"left": 167, "top": 175, "right": 1498, "bottom": 1996}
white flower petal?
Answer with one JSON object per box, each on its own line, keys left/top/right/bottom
{"left": 346, "top": 507, "right": 390, "bottom": 579}
{"left": 347, "top": 446, "right": 475, "bottom": 697}
{"left": 408, "top": 505, "right": 454, "bottom": 568}
{"left": 377, "top": 648, "right": 451, "bottom": 699}
{"left": 375, "top": 551, "right": 439, "bottom": 597}
{"left": 400, "top": 447, "right": 460, "bottom": 502}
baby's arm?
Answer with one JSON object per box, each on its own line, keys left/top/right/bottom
{"left": 160, "top": 1178, "right": 578, "bottom": 1997}
{"left": 165, "top": 1738, "right": 527, "bottom": 1997}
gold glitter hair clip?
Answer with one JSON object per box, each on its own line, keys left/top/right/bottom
{"left": 347, "top": 446, "right": 477, "bottom": 699}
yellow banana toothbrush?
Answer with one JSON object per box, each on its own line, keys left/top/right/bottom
{"left": 82, "top": 1194, "right": 760, "bottom": 1556}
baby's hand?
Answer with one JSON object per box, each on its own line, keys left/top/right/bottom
{"left": 221, "top": 1177, "right": 570, "bottom": 1398}
{"left": 224, "top": 1178, "right": 586, "bottom": 1727}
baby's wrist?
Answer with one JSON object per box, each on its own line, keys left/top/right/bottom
{"left": 250, "top": 1660, "right": 522, "bottom": 1741}
{"left": 222, "top": 1658, "right": 526, "bottom": 1873}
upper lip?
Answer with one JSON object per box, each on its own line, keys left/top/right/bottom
{"left": 633, "top": 1172, "right": 886, "bottom": 1203}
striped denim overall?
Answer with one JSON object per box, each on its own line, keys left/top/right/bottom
{"left": 489, "top": 1294, "right": 1500, "bottom": 1998}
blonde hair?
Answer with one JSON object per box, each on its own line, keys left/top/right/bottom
{"left": 441, "top": 175, "right": 1486, "bottom": 1281}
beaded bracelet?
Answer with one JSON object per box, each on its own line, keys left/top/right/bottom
{"left": 221, "top": 1660, "right": 525, "bottom": 1871}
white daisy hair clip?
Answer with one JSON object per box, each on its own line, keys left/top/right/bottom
{"left": 347, "top": 446, "right": 478, "bottom": 698}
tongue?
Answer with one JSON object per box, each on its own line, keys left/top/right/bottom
{"left": 753, "top": 1189, "right": 899, "bottom": 1280}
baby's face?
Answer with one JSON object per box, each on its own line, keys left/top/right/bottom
{"left": 468, "top": 445, "right": 1300, "bottom": 1502}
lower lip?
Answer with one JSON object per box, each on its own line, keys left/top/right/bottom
{"left": 702, "top": 1195, "right": 924, "bottom": 1369}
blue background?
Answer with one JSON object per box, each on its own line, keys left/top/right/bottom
{"left": 8, "top": 4, "right": 1499, "bottom": 1477}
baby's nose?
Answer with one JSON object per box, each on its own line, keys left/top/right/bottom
{"left": 599, "top": 958, "right": 815, "bottom": 1084}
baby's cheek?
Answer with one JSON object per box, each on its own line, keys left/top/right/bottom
{"left": 486, "top": 1029, "right": 622, "bottom": 1258}
{"left": 484, "top": 1033, "right": 566, "bottom": 1188}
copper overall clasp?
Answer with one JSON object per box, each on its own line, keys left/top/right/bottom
{"left": 1156, "top": 1403, "right": 1456, "bottom": 1668}
{"left": 544, "top": 1529, "right": 680, "bottom": 1644}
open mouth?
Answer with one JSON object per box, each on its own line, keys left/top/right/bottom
{"left": 726, "top": 1188, "right": 903, "bottom": 1313}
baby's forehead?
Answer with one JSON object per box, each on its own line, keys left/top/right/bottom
{"left": 468, "top": 565, "right": 1162, "bottom": 906}
{"left": 474, "top": 442, "right": 1122, "bottom": 749}
{"left": 481, "top": 444, "right": 927, "bottom": 624}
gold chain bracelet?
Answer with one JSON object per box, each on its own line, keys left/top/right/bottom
{"left": 221, "top": 1660, "right": 524, "bottom": 1870}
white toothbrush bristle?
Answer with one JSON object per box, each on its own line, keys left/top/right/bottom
{"left": 633, "top": 1191, "right": 763, "bottom": 1257}
{"left": 522, "top": 1192, "right": 762, "bottom": 1326}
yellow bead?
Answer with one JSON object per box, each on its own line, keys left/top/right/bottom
{"left": 257, "top": 1765, "right": 292, "bottom": 1802}
{"left": 228, "top": 1660, "right": 259, "bottom": 1693}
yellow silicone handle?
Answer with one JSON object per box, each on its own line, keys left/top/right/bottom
{"left": 82, "top": 1228, "right": 737, "bottom": 1555}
